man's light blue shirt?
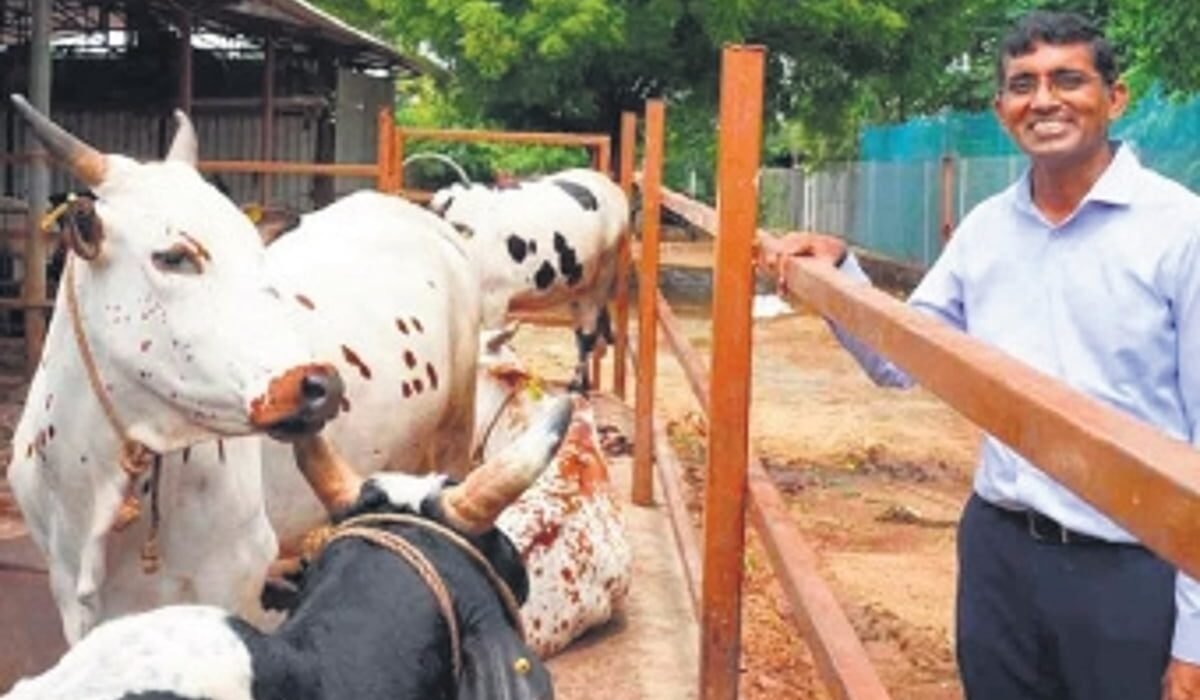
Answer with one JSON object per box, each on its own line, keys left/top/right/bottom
{"left": 831, "top": 144, "right": 1200, "bottom": 661}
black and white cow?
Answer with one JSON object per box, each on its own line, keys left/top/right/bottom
{"left": 2, "top": 397, "right": 573, "bottom": 700}
{"left": 431, "top": 169, "right": 628, "bottom": 392}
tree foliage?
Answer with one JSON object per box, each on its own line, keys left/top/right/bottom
{"left": 315, "top": 0, "right": 1199, "bottom": 187}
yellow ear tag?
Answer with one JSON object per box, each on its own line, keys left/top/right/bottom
{"left": 513, "top": 656, "right": 531, "bottom": 675}
{"left": 243, "top": 203, "right": 263, "bottom": 224}
{"left": 524, "top": 376, "right": 545, "bottom": 401}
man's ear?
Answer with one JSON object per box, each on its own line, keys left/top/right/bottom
{"left": 1107, "top": 79, "right": 1130, "bottom": 120}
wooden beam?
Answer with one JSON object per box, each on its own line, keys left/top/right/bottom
{"left": 260, "top": 34, "right": 276, "bottom": 204}
{"left": 24, "top": 0, "right": 51, "bottom": 372}
{"left": 613, "top": 111, "right": 637, "bottom": 400}
{"left": 700, "top": 44, "right": 765, "bottom": 700}
{"left": 783, "top": 258, "right": 1200, "bottom": 580}
{"left": 633, "top": 100, "right": 665, "bottom": 508}
{"left": 398, "top": 127, "right": 607, "bottom": 148}
{"left": 198, "top": 161, "right": 377, "bottom": 178}
{"left": 177, "top": 10, "right": 193, "bottom": 114}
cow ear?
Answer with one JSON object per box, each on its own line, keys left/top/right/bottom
{"left": 244, "top": 204, "right": 301, "bottom": 246}
{"left": 62, "top": 196, "right": 104, "bottom": 261}
{"left": 165, "top": 109, "right": 198, "bottom": 166}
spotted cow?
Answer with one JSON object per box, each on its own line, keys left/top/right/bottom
{"left": 474, "top": 326, "right": 632, "bottom": 657}
{"left": 2, "top": 398, "right": 571, "bottom": 700}
{"left": 432, "top": 168, "right": 629, "bottom": 391}
{"left": 5, "top": 99, "right": 481, "bottom": 644}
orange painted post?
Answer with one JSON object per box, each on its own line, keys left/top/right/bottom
{"left": 613, "top": 111, "right": 637, "bottom": 399}
{"left": 597, "top": 139, "right": 612, "bottom": 178}
{"left": 376, "top": 108, "right": 394, "bottom": 192}
{"left": 632, "top": 100, "right": 665, "bottom": 507}
{"left": 394, "top": 128, "right": 407, "bottom": 193}
{"left": 700, "top": 45, "right": 765, "bottom": 700}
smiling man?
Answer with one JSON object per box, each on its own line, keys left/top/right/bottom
{"left": 759, "top": 10, "right": 1200, "bottom": 700}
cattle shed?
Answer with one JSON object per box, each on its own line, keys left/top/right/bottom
{"left": 0, "top": 0, "right": 422, "bottom": 347}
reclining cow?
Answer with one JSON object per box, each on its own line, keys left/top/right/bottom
{"left": 5, "top": 96, "right": 480, "bottom": 643}
{"left": 475, "top": 326, "right": 632, "bottom": 657}
{"left": 2, "top": 397, "right": 571, "bottom": 700}
{"left": 431, "top": 169, "right": 628, "bottom": 392}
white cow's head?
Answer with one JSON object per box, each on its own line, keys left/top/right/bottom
{"left": 14, "top": 95, "right": 342, "bottom": 450}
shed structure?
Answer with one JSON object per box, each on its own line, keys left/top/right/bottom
{"left": 0, "top": 0, "right": 418, "bottom": 346}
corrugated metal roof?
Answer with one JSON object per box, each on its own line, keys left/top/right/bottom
{"left": 2, "top": 0, "right": 426, "bottom": 75}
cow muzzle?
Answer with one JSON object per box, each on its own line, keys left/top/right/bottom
{"left": 250, "top": 363, "right": 345, "bottom": 439}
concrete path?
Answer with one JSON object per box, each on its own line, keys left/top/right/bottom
{"left": 546, "top": 394, "right": 699, "bottom": 699}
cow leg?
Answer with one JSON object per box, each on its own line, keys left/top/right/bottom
{"left": 570, "top": 327, "right": 597, "bottom": 394}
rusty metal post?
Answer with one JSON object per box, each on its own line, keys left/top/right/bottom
{"left": 376, "top": 108, "right": 394, "bottom": 192}
{"left": 260, "top": 34, "right": 276, "bottom": 204}
{"left": 939, "top": 155, "right": 956, "bottom": 245}
{"left": 23, "top": 0, "right": 51, "bottom": 372}
{"left": 700, "top": 45, "right": 765, "bottom": 700}
{"left": 632, "top": 100, "right": 665, "bottom": 507}
{"left": 613, "top": 111, "right": 637, "bottom": 399}
{"left": 176, "top": 10, "right": 193, "bottom": 114}
{"left": 394, "top": 128, "right": 406, "bottom": 194}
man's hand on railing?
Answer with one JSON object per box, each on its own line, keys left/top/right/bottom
{"left": 755, "top": 232, "right": 848, "bottom": 293}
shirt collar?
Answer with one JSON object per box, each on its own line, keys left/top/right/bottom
{"left": 1011, "top": 141, "right": 1140, "bottom": 216}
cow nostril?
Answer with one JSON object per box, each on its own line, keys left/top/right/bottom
{"left": 301, "top": 374, "right": 329, "bottom": 401}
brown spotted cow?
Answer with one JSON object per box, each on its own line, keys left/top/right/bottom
{"left": 432, "top": 168, "right": 628, "bottom": 392}
{"left": 474, "top": 326, "right": 632, "bottom": 657}
{"left": 6, "top": 99, "right": 481, "bottom": 644}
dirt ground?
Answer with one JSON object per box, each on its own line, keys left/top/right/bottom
{"left": 510, "top": 296, "right": 981, "bottom": 700}
{"left": 0, "top": 290, "right": 981, "bottom": 699}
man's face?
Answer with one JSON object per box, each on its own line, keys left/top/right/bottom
{"left": 994, "top": 41, "right": 1128, "bottom": 167}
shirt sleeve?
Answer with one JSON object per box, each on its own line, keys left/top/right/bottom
{"left": 826, "top": 231, "right": 968, "bottom": 389}
{"left": 1168, "top": 223, "right": 1200, "bottom": 662}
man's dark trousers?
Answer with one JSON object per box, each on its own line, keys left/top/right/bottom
{"left": 956, "top": 493, "right": 1175, "bottom": 699}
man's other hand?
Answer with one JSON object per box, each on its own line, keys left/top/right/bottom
{"left": 755, "top": 232, "right": 848, "bottom": 293}
{"left": 1164, "top": 659, "right": 1200, "bottom": 700}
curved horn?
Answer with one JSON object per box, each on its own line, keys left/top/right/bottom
{"left": 11, "top": 94, "right": 106, "bottom": 186}
{"left": 165, "top": 109, "right": 198, "bottom": 165}
{"left": 442, "top": 395, "right": 573, "bottom": 534}
{"left": 291, "top": 433, "right": 364, "bottom": 514}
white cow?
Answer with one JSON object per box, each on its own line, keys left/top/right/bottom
{"left": 475, "top": 326, "right": 632, "bottom": 657}
{"left": 432, "top": 169, "right": 629, "bottom": 391}
{"left": 6, "top": 99, "right": 481, "bottom": 643}
{"left": 6, "top": 96, "right": 343, "bottom": 642}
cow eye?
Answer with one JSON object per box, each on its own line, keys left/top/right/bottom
{"left": 151, "top": 244, "right": 203, "bottom": 274}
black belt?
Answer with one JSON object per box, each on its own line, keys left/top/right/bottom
{"left": 989, "top": 501, "right": 1113, "bottom": 546}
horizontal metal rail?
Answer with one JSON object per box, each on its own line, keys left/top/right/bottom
{"left": 197, "top": 160, "right": 378, "bottom": 177}
{"left": 398, "top": 127, "right": 608, "bottom": 148}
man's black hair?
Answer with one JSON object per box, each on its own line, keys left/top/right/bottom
{"left": 996, "top": 11, "right": 1119, "bottom": 87}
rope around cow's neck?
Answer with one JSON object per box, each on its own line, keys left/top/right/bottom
{"left": 65, "top": 254, "right": 163, "bottom": 573}
{"left": 320, "top": 512, "right": 530, "bottom": 685}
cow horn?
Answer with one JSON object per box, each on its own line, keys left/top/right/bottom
{"left": 11, "top": 94, "right": 106, "bottom": 186}
{"left": 165, "top": 109, "right": 198, "bottom": 165}
{"left": 441, "top": 395, "right": 573, "bottom": 534}
{"left": 290, "top": 433, "right": 364, "bottom": 515}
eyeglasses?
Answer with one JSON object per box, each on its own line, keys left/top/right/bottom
{"left": 1002, "top": 69, "right": 1102, "bottom": 97}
